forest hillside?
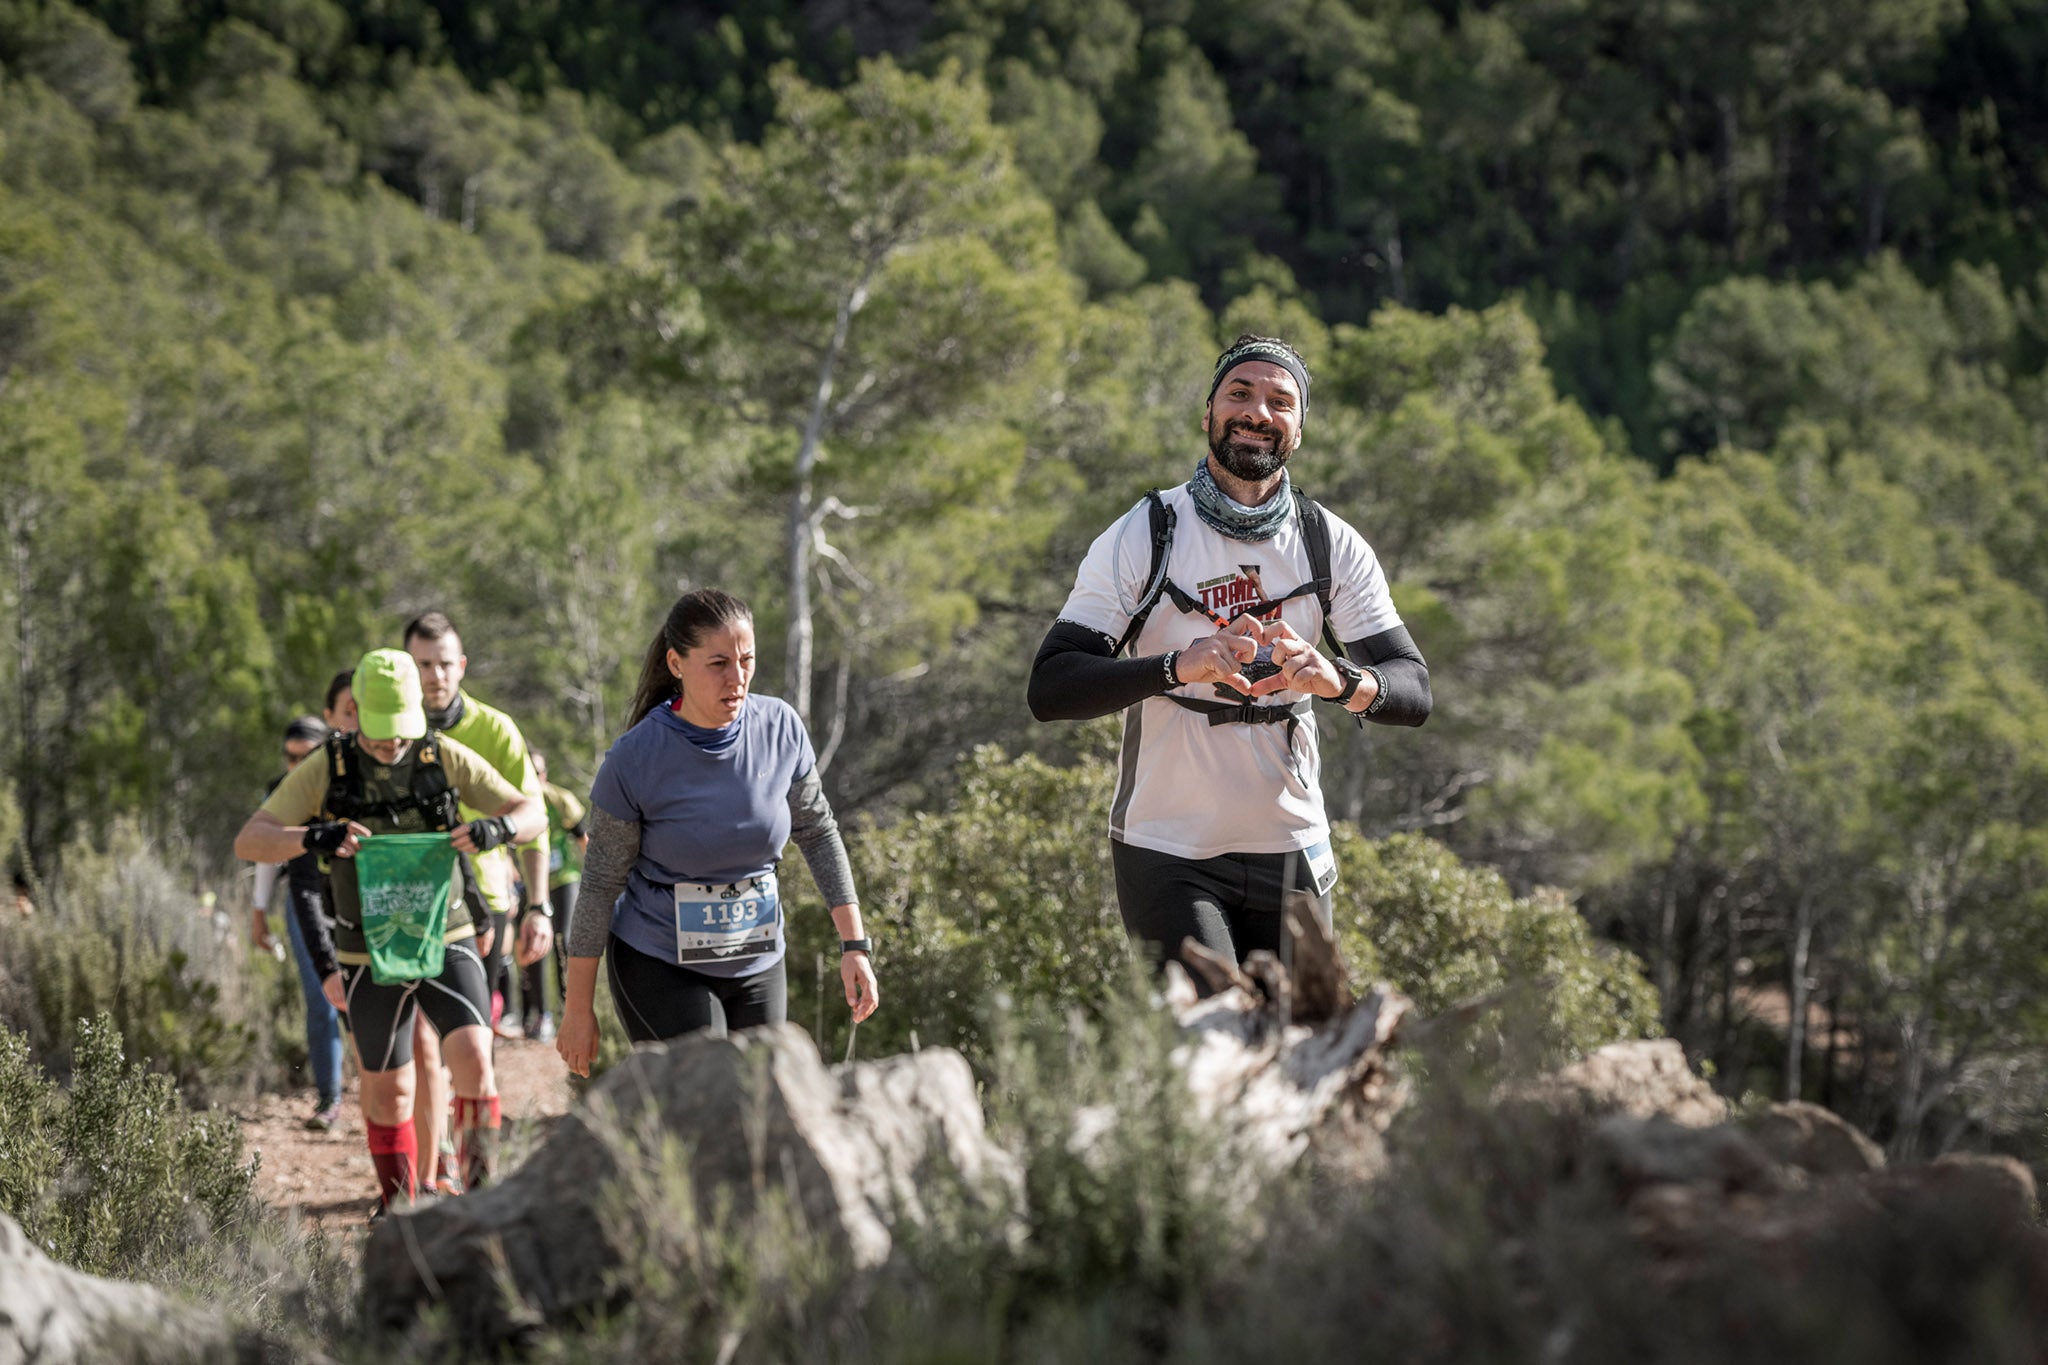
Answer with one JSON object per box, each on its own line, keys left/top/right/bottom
{"left": 3, "top": 0, "right": 2048, "bottom": 1179}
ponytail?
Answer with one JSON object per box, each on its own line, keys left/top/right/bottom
{"left": 624, "top": 588, "right": 754, "bottom": 730}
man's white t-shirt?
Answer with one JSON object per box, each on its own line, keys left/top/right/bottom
{"left": 1056, "top": 483, "right": 1402, "bottom": 860}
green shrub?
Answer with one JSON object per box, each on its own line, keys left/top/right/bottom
{"left": 0, "top": 1012, "right": 258, "bottom": 1279}
{"left": 0, "top": 825, "right": 294, "bottom": 1101}
{"left": 1331, "top": 828, "right": 1662, "bottom": 1063}
{"left": 787, "top": 744, "right": 1129, "bottom": 1064}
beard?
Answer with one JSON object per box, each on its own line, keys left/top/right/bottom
{"left": 1209, "top": 419, "right": 1290, "bottom": 482}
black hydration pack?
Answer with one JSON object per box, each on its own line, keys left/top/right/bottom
{"left": 318, "top": 730, "right": 492, "bottom": 930}
{"left": 1113, "top": 487, "right": 1349, "bottom": 731}
{"left": 320, "top": 731, "right": 462, "bottom": 833}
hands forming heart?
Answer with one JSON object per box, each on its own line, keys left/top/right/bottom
{"left": 1173, "top": 614, "right": 1346, "bottom": 701}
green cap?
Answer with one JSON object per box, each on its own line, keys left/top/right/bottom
{"left": 352, "top": 649, "right": 427, "bottom": 741}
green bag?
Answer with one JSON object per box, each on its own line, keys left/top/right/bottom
{"left": 352, "top": 833, "right": 456, "bottom": 986}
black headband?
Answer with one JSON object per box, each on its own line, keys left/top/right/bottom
{"left": 1207, "top": 340, "right": 1311, "bottom": 419}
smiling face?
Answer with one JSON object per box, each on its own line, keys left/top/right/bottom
{"left": 358, "top": 734, "right": 411, "bottom": 765}
{"left": 668, "top": 619, "right": 757, "bottom": 728}
{"left": 1203, "top": 360, "right": 1304, "bottom": 483}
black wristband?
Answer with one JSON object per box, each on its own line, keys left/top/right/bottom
{"left": 1161, "top": 651, "right": 1181, "bottom": 690}
{"left": 470, "top": 816, "right": 515, "bottom": 851}
{"left": 841, "top": 938, "right": 872, "bottom": 956}
{"left": 1361, "top": 665, "right": 1389, "bottom": 715}
{"left": 303, "top": 821, "right": 350, "bottom": 854}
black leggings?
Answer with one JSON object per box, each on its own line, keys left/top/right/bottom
{"left": 1111, "top": 840, "right": 1332, "bottom": 988}
{"left": 606, "top": 935, "right": 787, "bottom": 1041}
{"left": 340, "top": 938, "right": 492, "bottom": 1073}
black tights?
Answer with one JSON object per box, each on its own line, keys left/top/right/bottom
{"left": 606, "top": 935, "right": 788, "bottom": 1041}
{"left": 1110, "top": 840, "right": 1332, "bottom": 991}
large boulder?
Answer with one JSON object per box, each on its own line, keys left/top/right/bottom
{"left": 1743, "top": 1100, "right": 1886, "bottom": 1178}
{"left": 1502, "top": 1038, "right": 1729, "bottom": 1127}
{"left": 0, "top": 1214, "right": 243, "bottom": 1364}
{"left": 360, "top": 1023, "right": 1015, "bottom": 1348}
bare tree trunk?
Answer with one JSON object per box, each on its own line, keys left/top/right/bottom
{"left": 1822, "top": 984, "right": 1840, "bottom": 1109}
{"left": 785, "top": 280, "right": 868, "bottom": 725}
{"left": 1377, "top": 209, "right": 1407, "bottom": 306}
{"left": 5, "top": 495, "right": 42, "bottom": 871}
{"left": 1716, "top": 94, "right": 1741, "bottom": 256}
{"left": 1785, "top": 893, "right": 1813, "bottom": 1100}
{"left": 1862, "top": 175, "right": 1887, "bottom": 257}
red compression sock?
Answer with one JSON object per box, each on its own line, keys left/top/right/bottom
{"left": 365, "top": 1119, "right": 418, "bottom": 1209}
{"left": 453, "top": 1094, "right": 502, "bottom": 1191}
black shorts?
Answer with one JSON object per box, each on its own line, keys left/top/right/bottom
{"left": 340, "top": 938, "right": 492, "bottom": 1073}
{"left": 1110, "top": 840, "right": 1333, "bottom": 984}
{"left": 606, "top": 935, "right": 787, "bottom": 1041}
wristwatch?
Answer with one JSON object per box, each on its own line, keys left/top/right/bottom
{"left": 841, "top": 938, "right": 872, "bottom": 956}
{"left": 522, "top": 901, "right": 553, "bottom": 919}
{"left": 1329, "top": 657, "right": 1367, "bottom": 706}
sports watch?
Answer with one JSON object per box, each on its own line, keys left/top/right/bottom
{"left": 1329, "top": 657, "right": 1367, "bottom": 706}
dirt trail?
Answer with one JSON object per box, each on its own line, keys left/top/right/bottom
{"left": 232, "top": 1035, "right": 576, "bottom": 1233}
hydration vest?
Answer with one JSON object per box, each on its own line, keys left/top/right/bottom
{"left": 317, "top": 730, "right": 489, "bottom": 932}
{"left": 320, "top": 731, "right": 463, "bottom": 833}
{"left": 1112, "top": 487, "right": 1350, "bottom": 731}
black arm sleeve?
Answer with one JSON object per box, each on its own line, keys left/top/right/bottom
{"left": 285, "top": 855, "right": 340, "bottom": 980}
{"left": 1027, "top": 620, "right": 1176, "bottom": 722}
{"left": 1348, "top": 624, "right": 1431, "bottom": 728}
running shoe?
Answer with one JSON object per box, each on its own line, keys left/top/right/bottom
{"left": 493, "top": 1014, "right": 525, "bottom": 1040}
{"left": 527, "top": 1012, "right": 556, "bottom": 1044}
{"left": 304, "top": 1100, "right": 343, "bottom": 1132}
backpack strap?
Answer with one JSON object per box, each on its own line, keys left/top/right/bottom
{"left": 321, "top": 731, "right": 359, "bottom": 821}
{"left": 410, "top": 735, "right": 462, "bottom": 833}
{"left": 1292, "top": 488, "right": 1347, "bottom": 661}
{"left": 1112, "top": 490, "right": 1176, "bottom": 658}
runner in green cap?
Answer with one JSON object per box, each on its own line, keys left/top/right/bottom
{"left": 235, "top": 648, "right": 546, "bottom": 1217}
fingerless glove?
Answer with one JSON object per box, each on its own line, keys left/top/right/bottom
{"left": 302, "top": 822, "right": 350, "bottom": 854}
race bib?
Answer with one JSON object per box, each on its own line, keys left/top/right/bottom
{"left": 1304, "top": 839, "right": 1338, "bottom": 896}
{"left": 673, "top": 872, "right": 781, "bottom": 967}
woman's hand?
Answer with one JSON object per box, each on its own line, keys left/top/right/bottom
{"left": 841, "top": 951, "right": 880, "bottom": 1023}
{"left": 321, "top": 971, "right": 347, "bottom": 1012}
{"left": 556, "top": 1006, "right": 600, "bottom": 1077}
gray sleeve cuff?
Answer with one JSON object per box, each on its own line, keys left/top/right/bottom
{"left": 787, "top": 768, "right": 858, "bottom": 909}
{"left": 567, "top": 806, "right": 639, "bottom": 957}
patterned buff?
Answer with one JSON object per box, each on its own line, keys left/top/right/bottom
{"left": 1189, "top": 458, "right": 1294, "bottom": 543}
{"left": 1207, "top": 338, "right": 1311, "bottom": 419}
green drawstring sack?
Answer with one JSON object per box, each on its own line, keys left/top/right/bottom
{"left": 353, "top": 832, "right": 456, "bottom": 985}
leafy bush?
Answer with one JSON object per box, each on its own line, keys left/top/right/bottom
{"left": 0, "top": 825, "right": 295, "bottom": 1101}
{"left": 787, "top": 743, "right": 1129, "bottom": 1064}
{"left": 0, "top": 1013, "right": 257, "bottom": 1279}
{"left": 1330, "top": 829, "right": 1663, "bottom": 1064}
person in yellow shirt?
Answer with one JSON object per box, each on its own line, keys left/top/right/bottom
{"left": 521, "top": 750, "right": 587, "bottom": 1043}
{"left": 235, "top": 650, "right": 545, "bottom": 1216}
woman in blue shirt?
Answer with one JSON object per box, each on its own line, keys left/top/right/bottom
{"left": 555, "top": 589, "right": 879, "bottom": 1073}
